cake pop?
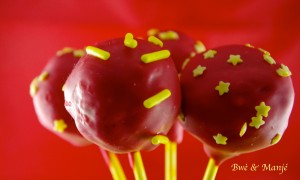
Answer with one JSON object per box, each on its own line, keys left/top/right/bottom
{"left": 180, "top": 44, "right": 294, "bottom": 179}
{"left": 30, "top": 47, "right": 90, "bottom": 146}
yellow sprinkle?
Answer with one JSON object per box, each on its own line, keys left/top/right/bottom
{"left": 276, "top": 64, "right": 292, "bottom": 77}
{"left": 271, "top": 133, "right": 282, "bottom": 145}
{"left": 263, "top": 54, "right": 276, "bottom": 65}
{"left": 181, "top": 58, "right": 191, "bottom": 70}
{"left": 215, "top": 81, "right": 230, "bottom": 96}
{"left": 62, "top": 84, "right": 65, "bottom": 92}
{"left": 53, "top": 119, "right": 67, "bottom": 133}
{"left": 239, "top": 122, "right": 247, "bottom": 137}
{"left": 147, "top": 28, "right": 159, "bottom": 36}
{"left": 151, "top": 135, "right": 169, "bottom": 145}
{"left": 203, "top": 50, "right": 217, "bottom": 59}
{"left": 56, "top": 47, "right": 73, "bottom": 56}
{"left": 227, "top": 54, "right": 243, "bottom": 66}
{"left": 213, "top": 133, "right": 228, "bottom": 145}
{"left": 73, "top": 49, "right": 85, "bottom": 57}
{"left": 194, "top": 41, "right": 206, "bottom": 53}
{"left": 38, "top": 71, "right": 49, "bottom": 82}
{"left": 193, "top": 65, "right": 206, "bottom": 77}
{"left": 258, "top": 48, "right": 271, "bottom": 56}
{"left": 143, "top": 89, "right": 171, "bottom": 109}
{"left": 249, "top": 115, "right": 265, "bottom": 129}
{"left": 141, "top": 50, "right": 170, "bottom": 63}
{"left": 178, "top": 111, "right": 185, "bottom": 122}
{"left": 124, "top": 33, "right": 138, "bottom": 48}
{"left": 255, "top": 102, "right": 271, "bottom": 117}
{"left": 148, "top": 36, "right": 163, "bottom": 47}
{"left": 29, "top": 77, "right": 39, "bottom": 97}
{"left": 86, "top": 46, "right": 110, "bottom": 60}
{"left": 158, "top": 31, "right": 179, "bottom": 40}
{"left": 245, "top": 43, "right": 255, "bottom": 48}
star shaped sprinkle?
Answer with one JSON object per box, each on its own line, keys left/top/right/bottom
{"left": 215, "top": 81, "right": 230, "bottom": 95}
{"left": 203, "top": 50, "right": 217, "bottom": 59}
{"left": 213, "top": 133, "right": 228, "bottom": 145}
{"left": 255, "top": 102, "right": 271, "bottom": 117}
{"left": 258, "top": 48, "right": 271, "bottom": 56}
{"left": 263, "top": 54, "right": 276, "bottom": 65}
{"left": 53, "top": 119, "right": 67, "bottom": 133}
{"left": 194, "top": 41, "right": 206, "bottom": 53}
{"left": 227, "top": 54, "right": 243, "bottom": 66}
{"left": 276, "top": 64, "right": 292, "bottom": 77}
{"left": 245, "top": 43, "right": 254, "bottom": 48}
{"left": 271, "top": 133, "right": 282, "bottom": 145}
{"left": 192, "top": 65, "right": 206, "bottom": 77}
{"left": 249, "top": 116, "right": 265, "bottom": 129}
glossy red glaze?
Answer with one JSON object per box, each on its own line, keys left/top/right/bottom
{"left": 180, "top": 45, "right": 294, "bottom": 165}
{"left": 153, "top": 30, "right": 197, "bottom": 72}
{"left": 31, "top": 51, "right": 91, "bottom": 146}
{"left": 64, "top": 38, "right": 181, "bottom": 153}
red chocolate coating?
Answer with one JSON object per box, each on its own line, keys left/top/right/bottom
{"left": 64, "top": 38, "right": 181, "bottom": 153}
{"left": 31, "top": 51, "right": 90, "bottom": 146}
{"left": 152, "top": 29, "right": 199, "bottom": 72}
{"left": 180, "top": 45, "right": 294, "bottom": 164}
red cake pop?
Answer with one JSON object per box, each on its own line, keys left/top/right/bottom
{"left": 64, "top": 33, "right": 181, "bottom": 154}
{"left": 180, "top": 44, "right": 294, "bottom": 177}
{"left": 148, "top": 29, "right": 206, "bottom": 72}
{"left": 30, "top": 47, "right": 90, "bottom": 146}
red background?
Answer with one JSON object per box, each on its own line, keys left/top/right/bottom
{"left": 1, "top": 0, "right": 299, "bottom": 179}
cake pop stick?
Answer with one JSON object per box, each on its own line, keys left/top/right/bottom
{"left": 152, "top": 135, "right": 177, "bottom": 180}
{"left": 99, "top": 148, "right": 126, "bottom": 180}
{"left": 128, "top": 152, "right": 147, "bottom": 180}
{"left": 203, "top": 158, "right": 218, "bottom": 180}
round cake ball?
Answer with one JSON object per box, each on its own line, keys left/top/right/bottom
{"left": 30, "top": 47, "right": 90, "bottom": 146}
{"left": 148, "top": 29, "right": 206, "bottom": 72}
{"left": 64, "top": 33, "right": 181, "bottom": 153}
{"left": 180, "top": 44, "right": 294, "bottom": 164}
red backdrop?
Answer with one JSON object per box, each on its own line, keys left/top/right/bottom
{"left": 1, "top": 0, "right": 299, "bottom": 179}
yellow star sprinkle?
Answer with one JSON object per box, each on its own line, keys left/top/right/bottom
{"left": 276, "top": 64, "right": 292, "bottom": 77}
{"left": 86, "top": 46, "right": 110, "bottom": 60}
{"left": 227, "top": 54, "right": 243, "bottom": 66}
{"left": 215, "top": 81, "right": 230, "bottom": 96}
{"left": 255, "top": 102, "right": 271, "bottom": 117}
{"left": 148, "top": 36, "right": 163, "bottom": 47}
{"left": 249, "top": 115, "right": 265, "bottom": 129}
{"left": 158, "top": 31, "right": 179, "bottom": 40}
{"left": 194, "top": 41, "right": 206, "bottom": 53}
{"left": 53, "top": 119, "right": 67, "bottom": 133}
{"left": 192, "top": 65, "right": 206, "bottom": 77}
{"left": 203, "top": 50, "right": 217, "bottom": 59}
{"left": 271, "top": 133, "right": 282, "bottom": 145}
{"left": 143, "top": 89, "right": 171, "bottom": 109}
{"left": 263, "top": 54, "right": 276, "bottom": 65}
{"left": 239, "top": 122, "right": 247, "bottom": 137}
{"left": 124, "top": 33, "right": 138, "bottom": 48}
{"left": 141, "top": 50, "right": 171, "bottom": 63}
{"left": 213, "top": 133, "right": 228, "bottom": 145}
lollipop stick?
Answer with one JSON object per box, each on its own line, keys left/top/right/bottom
{"left": 152, "top": 135, "right": 177, "bottom": 180}
{"left": 129, "top": 151, "right": 147, "bottom": 180}
{"left": 99, "top": 148, "right": 126, "bottom": 180}
{"left": 203, "top": 158, "right": 219, "bottom": 180}
{"left": 165, "top": 141, "right": 177, "bottom": 180}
